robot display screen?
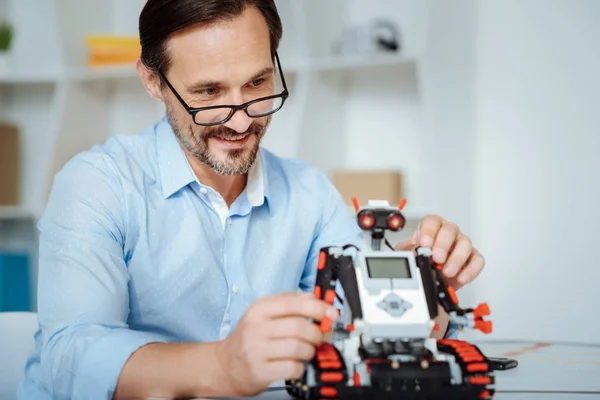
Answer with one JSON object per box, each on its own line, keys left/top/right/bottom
{"left": 366, "top": 257, "right": 412, "bottom": 279}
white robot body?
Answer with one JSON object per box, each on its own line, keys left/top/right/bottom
{"left": 354, "top": 250, "right": 434, "bottom": 340}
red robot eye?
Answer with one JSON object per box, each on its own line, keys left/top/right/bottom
{"left": 387, "top": 213, "right": 404, "bottom": 231}
{"left": 358, "top": 211, "right": 375, "bottom": 230}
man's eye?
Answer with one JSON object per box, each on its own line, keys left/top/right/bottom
{"left": 251, "top": 78, "right": 264, "bottom": 87}
{"left": 202, "top": 88, "right": 218, "bottom": 96}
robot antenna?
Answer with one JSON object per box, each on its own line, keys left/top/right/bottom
{"left": 399, "top": 198, "right": 407, "bottom": 210}
{"left": 352, "top": 197, "right": 360, "bottom": 213}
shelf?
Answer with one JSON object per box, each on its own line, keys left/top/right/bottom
{"left": 0, "top": 69, "right": 60, "bottom": 84}
{"left": 309, "top": 53, "right": 416, "bottom": 72}
{"left": 0, "top": 64, "right": 138, "bottom": 84}
{"left": 0, "top": 206, "right": 37, "bottom": 221}
{"left": 67, "top": 64, "right": 139, "bottom": 81}
{"left": 0, "top": 53, "right": 413, "bottom": 85}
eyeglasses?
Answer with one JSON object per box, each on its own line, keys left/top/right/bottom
{"left": 158, "top": 52, "right": 289, "bottom": 126}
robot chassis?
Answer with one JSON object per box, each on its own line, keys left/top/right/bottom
{"left": 286, "top": 199, "right": 496, "bottom": 400}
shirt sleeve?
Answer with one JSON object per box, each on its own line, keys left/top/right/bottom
{"left": 36, "top": 153, "right": 166, "bottom": 400}
{"left": 444, "top": 325, "right": 460, "bottom": 339}
{"left": 299, "top": 171, "right": 363, "bottom": 293}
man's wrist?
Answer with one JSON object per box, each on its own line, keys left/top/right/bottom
{"left": 184, "top": 340, "right": 236, "bottom": 398}
{"left": 209, "top": 339, "right": 237, "bottom": 395}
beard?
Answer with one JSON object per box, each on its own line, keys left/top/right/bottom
{"left": 166, "top": 102, "right": 270, "bottom": 175}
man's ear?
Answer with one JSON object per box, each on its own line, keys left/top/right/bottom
{"left": 136, "top": 59, "right": 164, "bottom": 102}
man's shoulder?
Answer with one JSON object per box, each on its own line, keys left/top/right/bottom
{"left": 58, "top": 122, "right": 159, "bottom": 183}
{"left": 43, "top": 123, "right": 161, "bottom": 234}
{"left": 260, "top": 147, "right": 331, "bottom": 189}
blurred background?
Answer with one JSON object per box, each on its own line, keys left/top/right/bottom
{"left": 0, "top": 0, "right": 599, "bottom": 348}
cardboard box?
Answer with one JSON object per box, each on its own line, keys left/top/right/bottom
{"left": 331, "top": 170, "right": 404, "bottom": 206}
{"left": 0, "top": 123, "right": 20, "bottom": 205}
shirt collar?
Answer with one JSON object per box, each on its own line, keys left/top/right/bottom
{"left": 156, "top": 116, "right": 270, "bottom": 209}
{"left": 156, "top": 116, "right": 197, "bottom": 199}
{"left": 246, "top": 148, "right": 267, "bottom": 207}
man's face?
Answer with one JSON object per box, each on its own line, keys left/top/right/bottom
{"left": 162, "top": 7, "right": 276, "bottom": 175}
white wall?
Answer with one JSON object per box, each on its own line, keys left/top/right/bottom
{"left": 411, "top": 0, "right": 479, "bottom": 312}
{"left": 0, "top": 0, "right": 6, "bottom": 21}
{"left": 422, "top": 0, "right": 477, "bottom": 233}
{"left": 334, "top": 0, "right": 437, "bottom": 211}
{"left": 6, "top": 0, "right": 61, "bottom": 73}
{"left": 471, "top": 0, "right": 600, "bottom": 344}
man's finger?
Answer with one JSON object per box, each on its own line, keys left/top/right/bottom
{"left": 431, "top": 221, "right": 460, "bottom": 264}
{"left": 265, "top": 338, "right": 316, "bottom": 362}
{"left": 257, "top": 293, "right": 339, "bottom": 322}
{"left": 443, "top": 235, "right": 472, "bottom": 278}
{"left": 417, "top": 215, "right": 444, "bottom": 248}
{"left": 264, "top": 360, "right": 305, "bottom": 382}
{"left": 457, "top": 250, "right": 485, "bottom": 286}
{"left": 264, "top": 317, "right": 324, "bottom": 346}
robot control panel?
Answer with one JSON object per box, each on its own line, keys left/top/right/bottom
{"left": 355, "top": 250, "right": 434, "bottom": 340}
{"left": 366, "top": 256, "right": 412, "bottom": 279}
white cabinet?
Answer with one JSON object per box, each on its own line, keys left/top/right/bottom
{"left": 0, "top": 0, "right": 440, "bottom": 227}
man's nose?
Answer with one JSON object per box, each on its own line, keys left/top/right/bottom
{"left": 223, "top": 108, "right": 252, "bottom": 133}
{"left": 223, "top": 91, "right": 252, "bottom": 133}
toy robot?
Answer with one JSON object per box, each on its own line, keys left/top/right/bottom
{"left": 286, "top": 199, "right": 496, "bottom": 399}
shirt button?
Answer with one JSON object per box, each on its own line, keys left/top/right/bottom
{"left": 199, "top": 187, "right": 208, "bottom": 194}
{"left": 232, "top": 284, "right": 239, "bottom": 294}
{"left": 226, "top": 217, "right": 232, "bottom": 226}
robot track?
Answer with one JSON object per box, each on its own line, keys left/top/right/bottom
{"left": 286, "top": 339, "right": 495, "bottom": 400}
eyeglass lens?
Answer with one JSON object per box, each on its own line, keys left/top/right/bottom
{"left": 193, "top": 96, "right": 284, "bottom": 125}
{"left": 192, "top": 58, "right": 286, "bottom": 125}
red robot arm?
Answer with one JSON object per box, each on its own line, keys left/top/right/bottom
{"left": 416, "top": 248, "right": 493, "bottom": 334}
{"left": 313, "top": 245, "right": 363, "bottom": 333}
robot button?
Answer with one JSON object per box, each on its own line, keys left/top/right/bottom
{"left": 389, "top": 301, "right": 400, "bottom": 309}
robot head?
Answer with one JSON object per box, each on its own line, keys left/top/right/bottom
{"left": 357, "top": 208, "right": 405, "bottom": 232}
{"left": 353, "top": 198, "right": 407, "bottom": 233}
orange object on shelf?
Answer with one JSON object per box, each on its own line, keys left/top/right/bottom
{"left": 85, "top": 35, "right": 141, "bottom": 66}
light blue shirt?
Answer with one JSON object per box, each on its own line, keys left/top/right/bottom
{"left": 18, "top": 116, "right": 455, "bottom": 400}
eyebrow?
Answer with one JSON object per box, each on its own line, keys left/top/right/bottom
{"left": 187, "top": 66, "right": 275, "bottom": 93}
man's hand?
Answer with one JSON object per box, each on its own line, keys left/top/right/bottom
{"left": 395, "top": 214, "right": 485, "bottom": 291}
{"left": 215, "top": 292, "right": 338, "bottom": 397}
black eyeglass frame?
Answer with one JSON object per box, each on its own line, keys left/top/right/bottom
{"left": 158, "top": 52, "right": 290, "bottom": 126}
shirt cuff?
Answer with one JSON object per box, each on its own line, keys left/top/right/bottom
{"left": 444, "top": 325, "right": 460, "bottom": 339}
{"left": 72, "top": 329, "right": 167, "bottom": 400}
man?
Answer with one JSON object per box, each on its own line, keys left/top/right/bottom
{"left": 19, "top": 1, "right": 485, "bottom": 399}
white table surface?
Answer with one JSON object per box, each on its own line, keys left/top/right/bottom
{"left": 214, "top": 340, "right": 600, "bottom": 400}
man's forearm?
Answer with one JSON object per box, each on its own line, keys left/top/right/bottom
{"left": 114, "top": 341, "right": 230, "bottom": 399}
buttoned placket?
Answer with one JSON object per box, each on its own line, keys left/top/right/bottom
{"left": 220, "top": 200, "right": 237, "bottom": 339}
{"left": 219, "top": 218, "right": 242, "bottom": 339}
{"left": 196, "top": 184, "right": 243, "bottom": 339}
